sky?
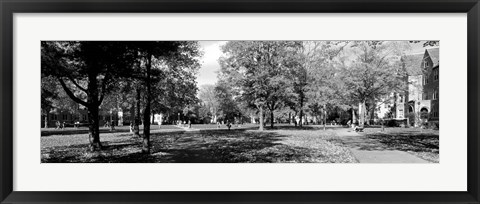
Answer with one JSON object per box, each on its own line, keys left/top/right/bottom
{"left": 196, "top": 41, "right": 226, "bottom": 87}
{"left": 194, "top": 41, "right": 437, "bottom": 88}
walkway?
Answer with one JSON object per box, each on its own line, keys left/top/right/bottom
{"left": 178, "top": 126, "right": 200, "bottom": 132}
{"left": 335, "top": 128, "right": 428, "bottom": 163}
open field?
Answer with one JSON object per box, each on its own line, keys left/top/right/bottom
{"left": 41, "top": 125, "right": 439, "bottom": 163}
{"left": 41, "top": 125, "right": 356, "bottom": 163}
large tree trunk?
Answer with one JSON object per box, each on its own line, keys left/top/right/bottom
{"left": 293, "top": 111, "right": 298, "bottom": 127}
{"left": 369, "top": 103, "right": 376, "bottom": 125}
{"left": 87, "top": 104, "right": 101, "bottom": 151}
{"left": 259, "top": 106, "right": 264, "bottom": 131}
{"left": 299, "top": 96, "right": 304, "bottom": 127}
{"left": 86, "top": 72, "right": 102, "bottom": 151}
{"left": 129, "top": 104, "right": 135, "bottom": 133}
{"left": 288, "top": 112, "right": 291, "bottom": 125}
{"left": 323, "top": 104, "right": 327, "bottom": 131}
{"left": 142, "top": 53, "right": 152, "bottom": 154}
{"left": 44, "top": 112, "right": 49, "bottom": 128}
{"left": 351, "top": 106, "right": 355, "bottom": 125}
{"left": 270, "top": 110, "right": 274, "bottom": 128}
{"left": 359, "top": 100, "right": 366, "bottom": 127}
{"left": 134, "top": 87, "right": 141, "bottom": 137}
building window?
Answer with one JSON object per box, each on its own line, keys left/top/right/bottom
{"left": 423, "top": 60, "right": 429, "bottom": 68}
{"left": 433, "top": 68, "right": 439, "bottom": 81}
{"left": 433, "top": 90, "right": 438, "bottom": 100}
{"left": 423, "top": 75, "right": 429, "bottom": 85}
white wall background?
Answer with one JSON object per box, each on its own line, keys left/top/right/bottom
{"left": 13, "top": 13, "right": 467, "bottom": 191}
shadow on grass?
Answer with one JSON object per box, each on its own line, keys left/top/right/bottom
{"left": 41, "top": 125, "right": 182, "bottom": 137}
{"left": 366, "top": 133, "right": 439, "bottom": 152}
{"left": 263, "top": 125, "right": 345, "bottom": 131}
{"left": 41, "top": 128, "right": 132, "bottom": 136}
{"left": 41, "top": 129, "right": 323, "bottom": 163}
{"left": 341, "top": 131, "right": 439, "bottom": 153}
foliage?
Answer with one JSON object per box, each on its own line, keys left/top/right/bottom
{"left": 303, "top": 41, "right": 350, "bottom": 124}
{"left": 215, "top": 80, "right": 244, "bottom": 123}
{"left": 42, "top": 41, "right": 136, "bottom": 149}
{"left": 219, "top": 41, "right": 302, "bottom": 129}
{"left": 149, "top": 42, "right": 202, "bottom": 120}
{"left": 409, "top": 40, "right": 439, "bottom": 47}
{"left": 340, "top": 41, "right": 409, "bottom": 125}
{"left": 41, "top": 41, "right": 201, "bottom": 152}
{"left": 198, "top": 84, "right": 219, "bottom": 122}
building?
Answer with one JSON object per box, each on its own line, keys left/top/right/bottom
{"left": 374, "top": 92, "right": 407, "bottom": 126}
{"left": 41, "top": 107, "right": 125, "bottom": 128}
{"left": 421, "top": 48, "right": 439, "bottom": 126}
{"left": 405, "top": 48, "right": 439, "bottom": 128}
{"left": 375, "top": 47, "right": 439, "bottom": 129}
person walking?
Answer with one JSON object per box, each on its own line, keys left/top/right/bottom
{"left": 55, "top": 121, "right": 61, "bottom": 129}
{"left": 226, "top": 120, "right": 232, "bottom": 130}
{"left": 110, "top": 120, "right": 115, "bottom": 131}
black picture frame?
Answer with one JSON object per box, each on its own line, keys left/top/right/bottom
{"left": 1, "top": 0, "right": 479, "bottom": 203}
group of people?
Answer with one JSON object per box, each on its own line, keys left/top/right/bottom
{"left": 176, "top": 120, "right": 192, "bottom": 128}
{"left": 216, "top": 120, "right": 232, "bottom": 130}
{"left": 54, "top": 120, "right": 116, "bottom": 130}
{"left": 346, "top": 120, "right": 364, "bottom": 132}
{"left": 104, "top": 120, "right": 116, "bottom": 131}
{"left": 55, "top": 121, "right": 66, "bottom": 129}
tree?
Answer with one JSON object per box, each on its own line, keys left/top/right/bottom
{"left": 409, "top": 40, "right": 439, "bottom": 47}
{"left": 198, "top": 84, "right": 220, "bottom": 123}
{"left": 150, "top": 42, "right": 201, "bottom": 123}
{"left": 219, "top": 41, "right": 300, "bottom": 130}
{"left": 299, "top": 41, "right": 348, "bottom": 129}
{"left": 289, "top": 42, "right": 313, "bottom": 127}
{"left": 131, "top": 41, "right": 201, "bottom": 153}
{"left": 215, "top": 80, "right": 243, "bottom": 123}
{"left": 42, "top": 41, "right": 135, "bottom": 150}
{"left": 41, "top": 76, "right": 59, "bottom": 128}
{"left": 100, "top": 80, "right": 138, "bottom": 127}
{"left": 341, "top": 41, "right": 409, "bottom": 127}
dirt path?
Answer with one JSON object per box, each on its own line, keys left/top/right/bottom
{"left": 335, "top": 128, "right": 429, "bottom": 163}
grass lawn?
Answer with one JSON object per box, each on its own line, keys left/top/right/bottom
{"left": 359, "top": 127, "right": 439, "bottom": 163}
{"left": 41, "top": 125, "right": 357, "bottom": 163}
{"left": 41, "top": 124, "right": 183, "bottom": 136}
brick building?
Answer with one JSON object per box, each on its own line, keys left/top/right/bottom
{"left": 376, "top": 47, "right": 439, "bottom": 128}
{"left": 405, "top": 48, "right": 439, "bottom": 128}
{"left": 421, "top": 48, "right": 439, "bottom": 124}
{"left": 41, "top": 107, "right": 125, "bottom": 128}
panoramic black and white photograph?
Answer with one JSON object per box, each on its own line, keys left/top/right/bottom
{"left": 41, "top": 40, "right": 439, "bottom": 163}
